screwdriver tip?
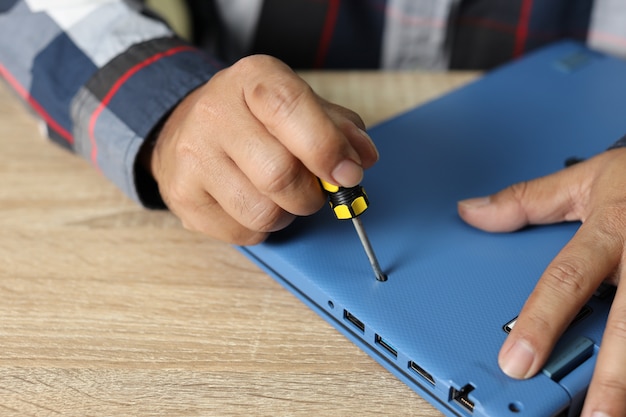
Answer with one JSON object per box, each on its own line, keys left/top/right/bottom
{"left": 351, "top": 217, "right": 387, "bottom": 282}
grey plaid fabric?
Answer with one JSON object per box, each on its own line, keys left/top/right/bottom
{"left": 0, "top": 0, "right": 220, "bottom": 206}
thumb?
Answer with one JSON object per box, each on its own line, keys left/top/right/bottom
{"left": 457, "top": 170, "right": 583, "bottom": 233}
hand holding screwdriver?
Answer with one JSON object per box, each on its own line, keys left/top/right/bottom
{"left": 146, "top": 55, "right": 379, "bottom": 245}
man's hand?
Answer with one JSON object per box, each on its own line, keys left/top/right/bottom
{"left": 147, "top": 55, "right": 378, "bottom": 245}
{"left": 458, "top": 147, "right": 626, "bottom": 417}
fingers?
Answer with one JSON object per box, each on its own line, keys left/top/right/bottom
{"left": 214, "top": 56, "right": 377, "bottom": 235}
{"left": 498, "top": 219, "right": 621, "bottom": 378}
{"left": 217, "top": 116, "right": 327, "bottom": 220}
{"left": 457, "top": 149, "right": 626, "bottom": 415}
{"left": 213, "top": 86, "right": 364, "bottom": 222}
{"left": 150, "top": 54, "right": 378, "bottom": 243}
{"left": 458, "top": 165, "right": 589, "bottom": 233}
{"left": 158, "top": 124, "right": 302, "bottom": 244}
{"left": 171, "top": 190, "right": 272, "bottom": 246}
{"left": 240, "top": 55, "right": 377, "bottom": 187}
{"left": 581, "top": 279, "right": 626, "bottom": 417}
{"left": 154, "top": 135, "right": 290, "bottom": 245}
{"left": 320, "top": 99, "right": 379, "bottom": 170}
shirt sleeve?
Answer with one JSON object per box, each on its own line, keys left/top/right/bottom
{"left": 0, "top": 0, "right": 223, "bottom": 207}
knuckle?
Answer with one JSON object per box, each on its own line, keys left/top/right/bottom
{"left": 177, "top": 202, "right": 270, "bottom": 245}
{"left": 193, "top": 221, "right": 268, "bottom": 245}
{"left": 182, "top": 80, "right": 228, "bottom": 125}
{"left": 519, "top": 312, "right": 555, "bottom": 341}
{"left": 257, "top": 155, "right": 302, "bottom": 195}
{"left": 163, "top": 179, "right": 195, "bottom": 212}
{"left": 339, "top": 106, "right": 364, "bottom": 124}
{"left": 245, "top": 199, "right": 288, "bottom": 232}
{"left": 191, "top": 97, "right": 225, "bottom": 126}
{"left": 225, "top": 227, "right": 269, "bottom": 246}
{"left": 508, "top": 180, "right": 531, "bottom": 204}
{"left": 171, "top": 134, "right": 201, "bottom": 166}
{"left": 592, "top": 373, "right": 626, "bottom": 399}
{"left": 176, "top": 199, "right": 215, "bottom": 233}
{"left": 594, "top": 206, "right": 626, "bottom": 241}
{"left": 501, "top": 181, "right": 533, "bottom": 225}
{"left": 325, "top": 101, "right": 366, "bottom": 129}
{"left": 180, "top": 218, "right": 204, "bottom": 235}
{"left": 542, "top": 258, "right": 588, "bottom": 298}
{"left": 234, "top": 54, "right": 275, "bottom": 72}
{"left": 252, "top": 76, "right": 310, "bottom": 122}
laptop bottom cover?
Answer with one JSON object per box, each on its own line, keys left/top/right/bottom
{"left": 239, "top": 41, "right": 622, "bottom": 417}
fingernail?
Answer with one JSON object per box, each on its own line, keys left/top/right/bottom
{"left": 500, "top": 339, "right": 535, "bottom": 379}
{"left": 332, "top": 159, "right": 363, "bottom": 187}
{"left": 458, "top": 196, "right": 491, "bottom": 209}
{"left": 591, "top": 412, "right": 612, "bottom": 417}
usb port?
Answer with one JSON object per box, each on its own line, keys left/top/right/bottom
{"left": 408, "top": 361, "right": 435, "bottom": 386}
{"left": 375, "top": 334, "right": 397, "bottom": 358}
{"left": 450, "top": 383, "right": 475, "bottom": 413}
{"left": 343, "top": 310, "right": 365, "bottom": 333}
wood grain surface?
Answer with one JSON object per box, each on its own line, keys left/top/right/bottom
{"left": 0, "top": 71, "right": 477, "bottom": 417}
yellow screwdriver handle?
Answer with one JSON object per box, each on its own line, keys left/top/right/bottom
{"left": 319, "top": 179, "right": 369, "bottom": 220}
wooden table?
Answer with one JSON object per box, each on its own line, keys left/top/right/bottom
{"left": 0, "top": 71, "right": 477, "bottom": 416}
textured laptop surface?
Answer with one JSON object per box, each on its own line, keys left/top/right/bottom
{"left": 239, "top": 41, "right": 624, "bottom": 417}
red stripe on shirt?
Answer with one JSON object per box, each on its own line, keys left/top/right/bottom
{"left": 88, "top": 45, "right": 196, "bottom": 168}
{"left": 514, "top": 0, "right": 534, "bottom": 58}
{"left": 0, "top": 63, "right": 74, "bottom": 144}
{"left": 314, "top": 0, "right": 341, "bottom": 68}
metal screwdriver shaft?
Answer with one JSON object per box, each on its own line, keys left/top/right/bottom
{"left": 351, "top": 216, "right": 387, "bottom": 281}
{"left": 320, "top": 180, "right": 387, "bottom": 282}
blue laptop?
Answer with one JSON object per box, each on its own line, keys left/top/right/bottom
{"left": 239, "top": 41, "right": 623, "bottom": 417}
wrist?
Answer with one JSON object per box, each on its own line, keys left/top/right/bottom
{"left": 138, "top": 113, "right": 169, "bottom": 179}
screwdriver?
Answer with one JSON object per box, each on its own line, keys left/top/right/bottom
{"left": 320, "top": 179, "right": 387, "bottom": 282}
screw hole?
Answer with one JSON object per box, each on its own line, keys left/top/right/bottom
{"left": 508, "top": 402, "right": 523, "bottom": 413}
{"left": 328, "top": 301, "right": 334, "bottom": 309}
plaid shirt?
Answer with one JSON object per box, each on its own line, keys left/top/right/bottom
{"left": 1, "top": 0, "right": 625, "bottom": 206}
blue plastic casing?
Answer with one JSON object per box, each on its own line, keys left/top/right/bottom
{"left": 239, "top": 41, "right": 622, "bottom": 417}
